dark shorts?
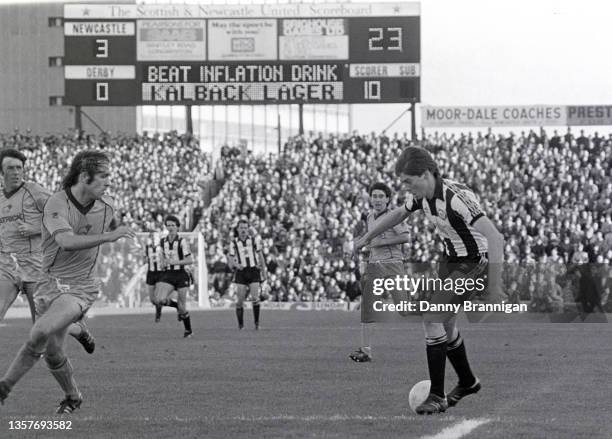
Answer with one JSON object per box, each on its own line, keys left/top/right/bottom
{"left": 234, "top": 267, "right": 261, "bottom": 286}
{"left": 425, "top": 254, "right": 488, "bottom": 321}
{"left": 146, "top": 271, "right": 162, "bottom": 286}
{"left": 158, "top": 270, "right": 191, "bottom": 289}
{"left": 361, "top": 261, "right": 408, "bottom": 323}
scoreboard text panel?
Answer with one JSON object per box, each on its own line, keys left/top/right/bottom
{"left": 63, "top": 3, "right": 421, "bottom": 105}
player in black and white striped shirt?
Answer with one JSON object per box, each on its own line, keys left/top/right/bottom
{"left": 228, "top": 218, "right": 267, "bottom": 330}
{"left": 144, "top": 231, "right": 179, "bottom": 323}
{"left": 154, "top": 215, "right": 193, "bottom": 338}
{"left": 355, "top": 147, "right": 504, "bottom": 415}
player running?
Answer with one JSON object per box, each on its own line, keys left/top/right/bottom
{"left": 228, "top": 218, "right": 267, "bottom": 330}
{"left": 0, "top": 149, "right": 95, "bottom": 353}
{"left": 144, "top": 231, "right": 178, "bottom": 322}
{"left": 0, "top": 150, "right": 136, "bottom": 413}
{"left": 153, "top": 215, "right": 193, "bottom": 338}
{"left": 355, "top": 147, "right": 504, "bottom": 414}
{"left": 349, "top": 182, "right": 411, "bottom": 363}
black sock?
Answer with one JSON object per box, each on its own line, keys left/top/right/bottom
{"left": 253, "top": 303, "right": 260, "bottom": 325}
{"left": 162, "top": 299, "right": 178, "bottom": 308}
{"left": 181, "top": 313, "right": 192, "bottom": 332}
{"left": 236, "top": 307, "right": 244, "bottom": 327}
{"left": 426, "top": 341, "right": 448, "bottom": 398}
{"left": 447, "top": 334, "right": 476, "bottom": 387}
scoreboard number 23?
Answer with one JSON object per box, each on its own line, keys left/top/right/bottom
{"left": 368, "top": 27, "right": 402, "bottom": 51}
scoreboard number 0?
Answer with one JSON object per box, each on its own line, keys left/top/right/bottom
{"left": 96, "top": 83, "right": 109, "bottom": 101}
{"left": 368, "top": 27, "right": 403, "bottom": 51}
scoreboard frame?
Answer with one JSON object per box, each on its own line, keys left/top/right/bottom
{"left": 63, "top": 3, "right": 421, "bottom": 106}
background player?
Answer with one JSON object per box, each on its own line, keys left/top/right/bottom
{"left": 355, "top": 147, "right": 504, "bottom": 414}
{"left": 228, "top": 218, "right": 267, "bottom": 330}
{"left": 0, "top": 150, "right": 135, "bottom": 413}
{"left": 349, "top": 182, "right": 411, "bottom": 363}
{"left": 154, "top": 215, "right": 193, "bottom": 338}
{"left": 0, "top": 149, "right": 95, "bottom": 354}
{"left": 144, "top": 231, "right": 178, "bottom": 322}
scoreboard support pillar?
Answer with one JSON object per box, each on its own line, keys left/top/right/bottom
{"left": 298, "top": 103, "right": 304, "bottom": 135}
{"left": 277, "top": 113, "right": 282, "bottom": 155}
{"left": 186, "top": 105, "right": 193, "bottom": 135}
{"left": 410, "top": 102, "right": 417, "bottom": 142}
{"left": 75, "top": 106, "right": 82, "bottom": 131}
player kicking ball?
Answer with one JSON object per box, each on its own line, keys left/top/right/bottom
{"left": 349, "top": 182, "right": 411, "bottom": 363}
{"left": 0, "top": 150, "right": 136, "bottom": 413}
{"left": 153, "top": 215, "right": 193, "bottom": 338}
{"left": 0, "top": 148, "right": 95, "bottom": 354}
{"left": 355, "top": 147, "right": 504, "bottom": 414}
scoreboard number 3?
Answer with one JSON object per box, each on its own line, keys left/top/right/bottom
{"left": 95, "top": 39, "right": 108, "bottom": 58}
{"left": 368, "top": 27, "right": 402, "bottom": 51}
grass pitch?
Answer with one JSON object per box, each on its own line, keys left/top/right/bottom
{"left": 0, "top": 310, "right": 610, "bottom": 438}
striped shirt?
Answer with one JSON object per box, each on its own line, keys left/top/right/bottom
{"left": 145, "top": 240, "right": 163, "bottom": 272}
{"left": 404, "top": 177, "right": 488, "bottom": 259}
{"left": 42, "top": 189, "right": 115, "bottom": 288}
{"left": 160, "top": 235, "right": 191, "bottom": 271}
{"left": 229, "top": 236, "right": 261, "bottom": 268}
{"left": 366, "top": 210, "right": 408, "bottom": 263}
{"left": 0, "top": 181, "right": 51, "bottom": 254}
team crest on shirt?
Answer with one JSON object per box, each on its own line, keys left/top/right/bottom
{"left": 2, "top": 204, "right": 11, "bottom": 213}
{"left": 52, "top": 212, "right": 59, "bottom": 218}
{"left": 77, "top": 224, "right": 93, "bottom": 234}
{"left": 438, "top": 209, "right": 447, "bottom": 220}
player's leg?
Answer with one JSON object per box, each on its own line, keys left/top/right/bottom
{"left": 176, "top": 287, "right": 192, "bottom": 338}
{"left": 387, "top": 262, "right": 410, "bottom": 317}
{"left": 415, "top": 318, "right": 449, "bottom": 414}
{"left": 249, "top": 281, "right": 261, "bottom": 330}
{"left": 0, "top": 280, "right": 20, "bottom": 322}
{"left": 20, "top": 282, "right": 38, "bottom": 323}
{"left": 350, "top": 266, "right": 374, "bottom": 362}
{"left": 148, "top": 283, "right": 162, "bottom": 322}
{"left": 45, "top": 326, "right": 82, "bottom": 413}
{"left": 0, "top": 294, "right": 82, "bottom": 403}
{"left": 235, "top": 284, "right": 247, "bottom": 329}
{"left": 444, "top": 315, "right": 480, "bottom": 407}
{"left": 67, "top": 319, "right": 96, "bottom": 354}
{"left": 154, "top": 282, "right": 174, "bottom": 321}
{"left": 158, "top": 281, "right": 179, "bottom": 309}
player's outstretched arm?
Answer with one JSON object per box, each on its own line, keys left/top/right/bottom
{"left": 354, "top": 206, "right": 410, "bottom": 251}
{"left": 368, "top": 231, "right": 411, "bottom": 248}
{"left": 55, "top": 226, "right": 136, "bottom": 251}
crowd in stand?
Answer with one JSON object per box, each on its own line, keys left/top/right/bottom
{"left": 202, "top": 127, "right": 612, "bottom": 311}
{"left": 1, "top": 129, "right": 209, "bottom": 232}
{"left": 2, "top": 127, "right": 611, "bottom": 311}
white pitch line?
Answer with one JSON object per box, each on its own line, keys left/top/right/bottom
{"left": 72, "top": 414, "right": 459, "bottom": 423}
{"left": 418, "top": 418, "right": 491, "bottom": 439}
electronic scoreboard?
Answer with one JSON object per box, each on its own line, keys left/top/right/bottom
{"left": 63, "top": 3, "right": 420, "bottom": 105}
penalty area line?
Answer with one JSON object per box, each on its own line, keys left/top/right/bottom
{"left": 418, "top": 418, "right": 492, "bottom": 439}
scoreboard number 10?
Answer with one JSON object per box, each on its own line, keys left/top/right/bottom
{"left": 368, "top": 27, "right": 402, "bottom": 51}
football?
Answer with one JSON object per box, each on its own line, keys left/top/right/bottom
{"left": 408, "top": 380, "right": 431, "bottom": 413}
